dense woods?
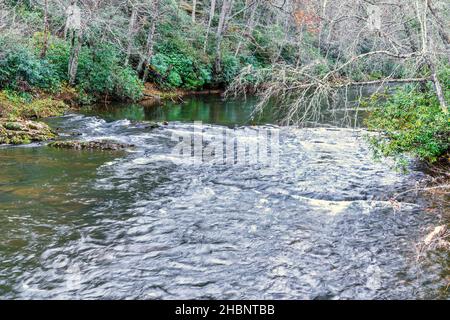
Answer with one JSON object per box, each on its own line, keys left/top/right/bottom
{"left": 0, "top": 0, "right": 448, "bottom": 163}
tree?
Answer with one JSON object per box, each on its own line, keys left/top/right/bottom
{"left": 138, "top": 0, "right": 160, "bottom": 81}
{"left": 125, "top": 1, "right": 139, "bottom": 66}
{"left": 214, "top": 0, "right": 234, "bottom": 77}
{"left": 66, "top": 0, "right": 82, "bottom": 85}
{"left": 40, "top": 0, "right": 49, "bottom": 58}
{"left": 203, "top": 0, "right": 216, "bottom": 52}
{"left": 228, "top": 0, "right": 449, "bottom": 123}
{"left": 192, "top": 0, "right": 197, "bottom": 22}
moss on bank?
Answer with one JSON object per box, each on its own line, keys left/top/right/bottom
{"left": 0, "top": 81, "right": 213, "bottom": 145}
{"left": 0, "top": 91, "right": 68, "bottom": 120}
{"left": 0, "top": 90, "right": 67, "bottom": 145}
{"left": 0, "top": 119, "right": 55, "bottom": 145}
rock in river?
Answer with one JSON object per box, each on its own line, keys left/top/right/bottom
{"left": 48, "top": 139, "right": 134, "bottom": 151}
{"left": 0, "top": 119, "right": 56, "bottom": 145}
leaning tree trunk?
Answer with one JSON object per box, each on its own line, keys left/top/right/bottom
{"left": 428, "top": 58, "right": 448, "bottom": 114}
{"left": 234, "top": 1, "right": 258, "bottom": 57}
{"left": 416, "top": 0, "right": 447, "bottom": 113}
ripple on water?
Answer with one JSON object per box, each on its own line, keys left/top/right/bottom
{"left": 0, "top": 116, "right": 447, "bottom": 299}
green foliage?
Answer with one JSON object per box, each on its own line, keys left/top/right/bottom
{"left": 113, "top": 67, "right": 145, "bottom": 101}
{"left": 221, "top": 54, "right": 240, "bottom": 84}
{"left": 0, "top": 37, "right": 61, "bottom": 91}
{"left": 2, "top": 89, "right": 33, "bottom": 104}
{"left": 146, "top": 16, "right": 213, "bottom": 90}
{"left": 250, "top": 26, "right": 284, "bottom": 65}
{"left": 0, "top": 34, "right": 143, "bottom": 102}
{"left": 72, "top": 44, "right": 143, "bottom": 101}
{"left": 365, "top": 85, "right": 449, "bottom": 164}
{"left": 22, "top": 98, "right": 68, "bottom": 118}
{"left": 151, "top": 49, "right": 212, "bottom": 90}
{"left": 437, "top": 64, "right": 450, "bottom": 101}
{"left": 40, "top": 37, "right": 71, "bottom": 81}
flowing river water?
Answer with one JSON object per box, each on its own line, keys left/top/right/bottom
{"left": 0, "top": 94, "right": 448, "bottom": 299}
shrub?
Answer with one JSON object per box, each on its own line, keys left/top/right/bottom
{"left": 1, "top": 35, "right": 144, "bottom": 102}
{"left": 41, "top": 37, "right": 71, "bottom": 82}
{"left": 365, "top": 84, "right": 449, "bottom": 164}
{"left": 0, "top": 39, "right": 61, "bottom": 91}
{"left": 149, "top": 19, "right": 213, "bottom": 89}
{"left": 150, "top": 52, "right": 212, "bottom": 89}
{"left": 72, "top": 44, "right": 143, "bottom": 101}
{"left": 221, "top": 54, "right": 240, "bottom": 84}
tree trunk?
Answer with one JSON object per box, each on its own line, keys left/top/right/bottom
{"left": 428, "top": 59, "right": 448, "bottom": 114}
{"left": 417, "top": 0, "right": 447, "bottom": 113}
{"left": 68, "top": 29, "right": 82, "bottom": 85}
{"left": 125, "top": 5, "right": 138, "bottom": 66}
{"left": 40, "top": 0, "right": 49, "bottom": 58}
{"left": 399, "top": 3, "right": 418, "bottom": 52}
{"left": 203, "top": 0, "right": 216, "bottom": 52}
{"left": 214, "top": 0, "right": 233, "bottom": 76}
{"left": 192, "top": 0, "right": 197, "bottom": 23}
{"left": 138, "top": 0, "right": 160, "bottom": 81}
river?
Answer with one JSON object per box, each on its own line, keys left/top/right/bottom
{"left": 0, "top": 94, "right": 448, "bottom": 299}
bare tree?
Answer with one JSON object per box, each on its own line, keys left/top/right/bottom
{"left": 214, "top": 0, "right": 234, "bottom": 76}
{"left": 192, "top": 0, "right": 197, "bottom": 22}
{"left": 40, "top": 0, "right": 50, "bottom": 58}
{"left": 138, "top": 0, "right": 160, "bottom": 81}
{"left": 124, "top": 1, "right": 139, "bottom": 66}
{"left": 234, "top": 0, "right": 259, "bottom": 57}
{"left": 203, "top": 0, "right": 216, "bottom": 52}
{"left": 66, "top": 0, "right": 82, "bottom": 85}
{"left": 228, "top": 0, "right": 449, "bottom": 123}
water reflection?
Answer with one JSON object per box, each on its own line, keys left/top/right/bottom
{"left": 81, "top": 95, "right": 266, "bottom": 126}
{"left": 82, "top": 94, "right": 368, "bottom": 128}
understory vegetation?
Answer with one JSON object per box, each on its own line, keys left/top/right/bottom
{"left": 0, "top": 33, "right": 144, "bottom": 105}
{"left": 365, "top": 80, "right": 449, "bottom": 165}
{"left": 0, "top": 0, "right": 297, "bottom": 109}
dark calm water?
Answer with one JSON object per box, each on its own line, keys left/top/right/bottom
{"left": 0, "top": 95, "right": 448, "bottom": 299}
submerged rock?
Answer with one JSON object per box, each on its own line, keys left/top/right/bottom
{"left": 0, "top": 119, "right": 56, "bottom": 145}
{"left": 48, "top": 139, "right": 134, "bottom": 151}
{"left": 133, "top": 121, "right": 160, "bottom": 130}
{"left": 145, "top": 122, "right": 160, "bottom": 129}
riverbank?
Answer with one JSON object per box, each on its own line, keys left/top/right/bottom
{"left": 0, "top": 83, "right": 224, "bottom": 145}
{"left": 0, "top": 90, "right": 69, "bottom": 144}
